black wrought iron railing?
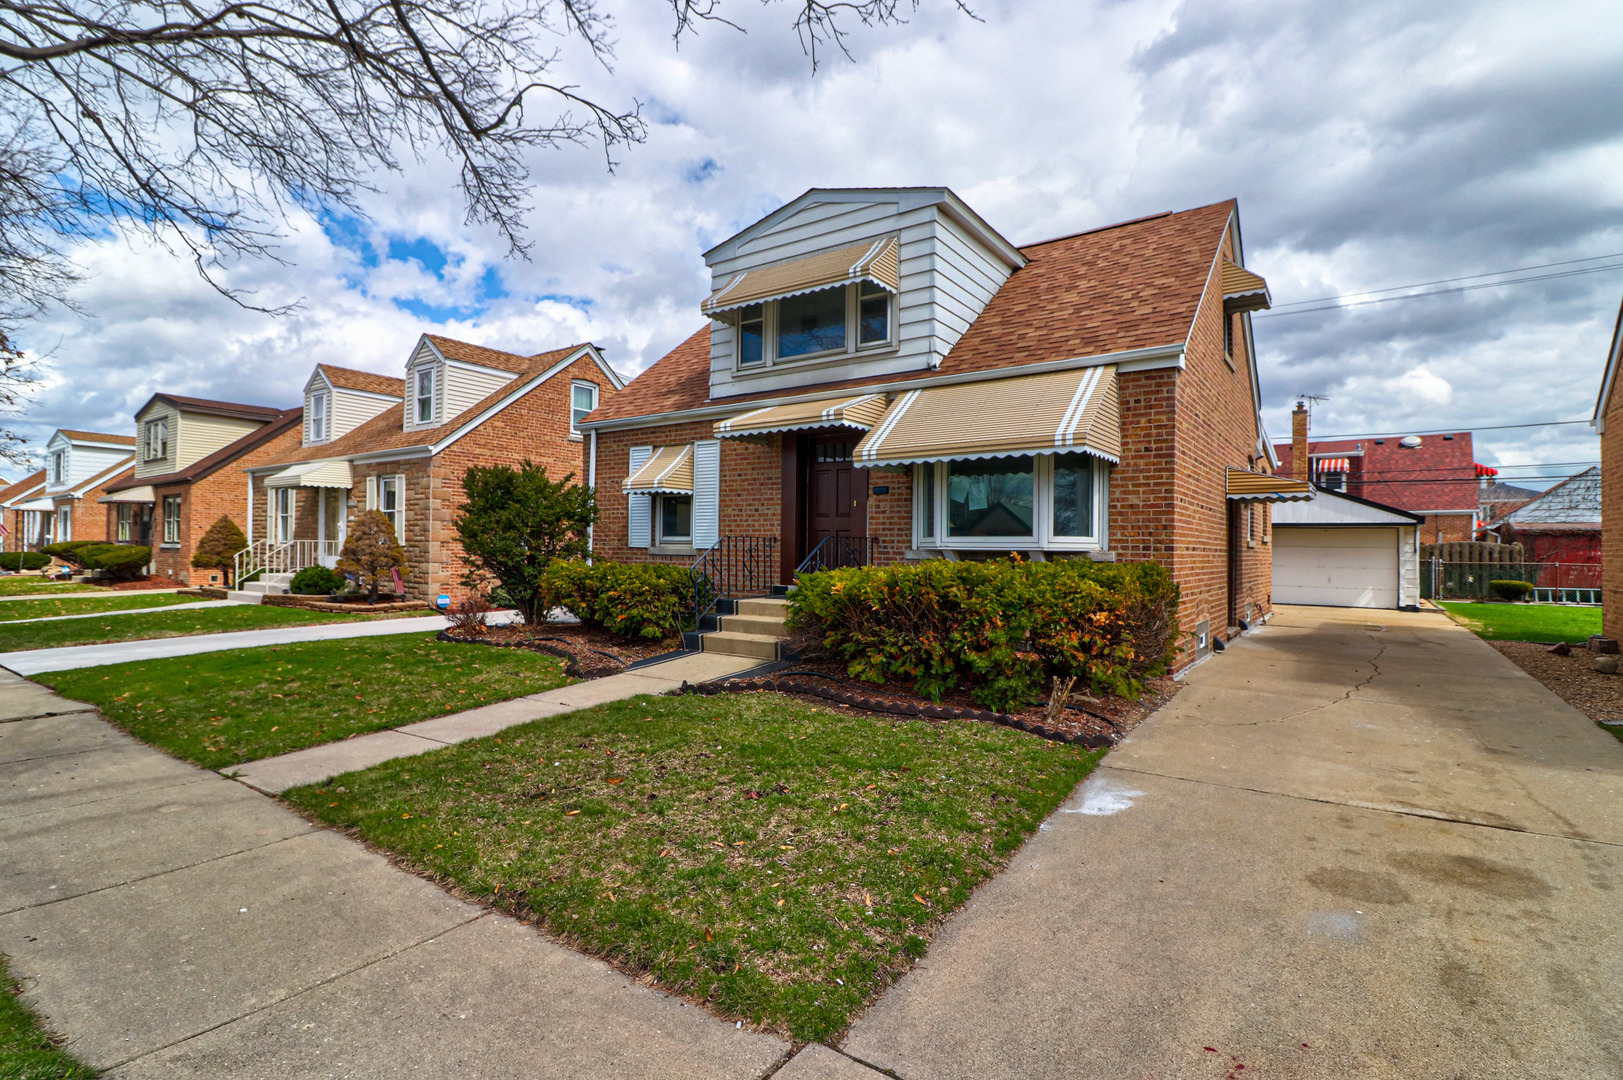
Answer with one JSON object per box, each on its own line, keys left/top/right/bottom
{"left": 690, "top": 535, "right": 779, "bottom": 632}
{"left": 795, "top": 535, "right": 879, "bottom": 576}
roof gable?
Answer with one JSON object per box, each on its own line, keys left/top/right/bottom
{"left": 1501, "top": 466, "right": 1601, "bottom": 525}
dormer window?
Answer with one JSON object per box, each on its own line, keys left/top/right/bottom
{"left": 737, "top": 305, "right": 765, "bottom": 367}
{"left": 859, "top": 280, "right": 890, "bottom": 344}
{"left": 778, "top": 287, "right": 848, "bottom": 358}
{"left": 309, "top": 392, "right": 327, "bottom": 442}
{"left": 415, "top": 368, "right": 435, "bottom": 425}
{"left": 143, "top": 418, "right": 168, "bottom": 461}
{"left": 727, "top": 283, "right": 894, "bottom": 370}
{"left": 50, "top": 449, "right": 65, "bottom": 484}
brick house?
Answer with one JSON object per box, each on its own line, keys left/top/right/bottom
{"left": 580, "top": 188, "right": 1303, "bottom": 669}
{"left": 1272, "top": 405, "right": 1480, "bottom": 544}
{"left": 1, "top": 471, "right": 48, "bottom": 552}
{"left": 38, "top": 429, "right": 137, "bottom": 545}
{"left": 245, "top": 338, "right": 623, "bottom": 603}
{"left": 101, "top": 395, "right": 303, "bottom": 585}
{"left": 1596, "top": 294, "right": 1623, "bottom": 642}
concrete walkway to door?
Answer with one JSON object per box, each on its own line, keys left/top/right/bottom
{"left": 840, "top": 605, "right": 1623, "bottom": 1079}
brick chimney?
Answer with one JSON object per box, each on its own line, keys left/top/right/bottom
{"left": 1292, "top": 401, "right": 1310, "bottom": 479}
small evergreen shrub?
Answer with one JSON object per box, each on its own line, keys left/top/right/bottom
{"left": 74, "top": 543, "right": 120, "bottom": 568}
{"left": 192, "top": 516, "right": 248, "bottom": 584}
{"left": 337, "top": 510, "right": 407, "bottom": 602}
{"left": 0, "top": 552, "right": 51, "bottom": 571}
{"left": 90, "top": 545, "right": 150, "bottom": 578}
{"left": 453, "top": 461, "right": 596, "bottom": 625}
{"left": 1488, "top": 579, "right": 1535, "bottom": 602}
{"left": 290, "top": 565, "right": 345, "bottom": 595}
{"left": 788, "top": 557, "right": 1181, "bottom": 712}
{"left": 40, "top": 540, "right": 101, "bottom": 568}
{"left": 542, "top": 560, "right": 700, "bottom": 640}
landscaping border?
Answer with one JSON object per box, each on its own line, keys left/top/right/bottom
{"left": 674, "top": 672, "right": 1117, "bottom": 749}
{"left": 434, "top": 628, "right": 633, "bottom": 680}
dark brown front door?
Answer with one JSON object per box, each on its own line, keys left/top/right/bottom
{"left": 799, "top": 433, "right": 866, "bottom": 563}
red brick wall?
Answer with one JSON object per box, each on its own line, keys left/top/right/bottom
{"left": 1418, "top": 512, "right": 1475, "bottom": 545}
{"left": 866, "top": 466, "right": 913, "bottom": 564}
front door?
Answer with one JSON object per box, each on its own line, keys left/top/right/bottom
{"left": 800, "top": 433, "right": 867, "bottom": 565}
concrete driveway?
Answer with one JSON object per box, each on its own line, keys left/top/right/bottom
{"left": 842, "top": 605, "right": 1623, "bottom": 1079}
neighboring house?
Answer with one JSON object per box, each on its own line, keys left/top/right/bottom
{"left": 1478, "top": 469, "right": 1541, "bottom": 528}
{"left": 1, "top": 471, "right": 49, "bottom": 551}
{"left": 1595, "top": 293, "right": 1623, "bottom": 642}
{"left": 1274, "top": 404, "right": 1479, "bottom": 544}
{"left": 40, "top": 429, "right": 137, "bottom": 544}
{"left": 1272, "top": 487, "right": 1423, "bottom": 609}
{"left": 246, "top": 339, "right": 622, "bottom": 601}
{"left": 581, "top": 188, "right": 1301, "bottom": 668}
{"left": 1490, "top": 467, "right": 1601, "bottom": 564}
{"left": 101, "top": 395, "right": 303, "bottom": 585}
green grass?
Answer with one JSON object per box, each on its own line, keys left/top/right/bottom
{"left": 0, "top": 604, "right": 412, "bottom": 652}
{"left": 39, "top": 634, "right": 572, "bottom": 769}
{"left": 0, "top": 579, "right": 104, "bottom": 597}
{"left": 0, "top": 593, "right": 210, "bottom": 622}
{"left": 0, "top": 955, "right": 95, "bottom": 1078}
{"left": 284, "top": 693, "right": 1102, "bottom": 1042}
{"left": 1440, "top": 601, "right": 1602, "bottom": 644}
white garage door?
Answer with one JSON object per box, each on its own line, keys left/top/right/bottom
{"left": 1273, "top": 527, "right": 1399, "bottom": 608}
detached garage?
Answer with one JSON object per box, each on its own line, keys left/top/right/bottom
{"left": 1272, "top": 488, "right": 1422, "bottom": 610}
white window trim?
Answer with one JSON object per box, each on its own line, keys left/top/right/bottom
{"left": 569, "top": 380, "right": 598, "bottom": 437}
{"left": 145, "top": 418, "right": 169, "bottom": 461}
{"left": 911, "top": 453, "right": 1110, "bottom": 552}
{"left": 56, "top": 505, "right": 71, "bottom": 541}
{"left": 378, "top": 473, "right": 406, "bottom": 543}
{"left": 413, "top": 367, "right": 436, "bottom": 427}
{"left": 162, "top": 495, "right": 183, "bottom": 546}
{"left": 274, "top": 488, "right": 294, "bottom": 543}
{"left": 50, "top": 450, "right": 65, "bottom": 485}
{"left": 655, "top": 493, "right": 693, "bottom": 545}
{"left": 733, "top": 283, "right": 896, "bottom": 373}
{"left": 308, "top": 392, "right": 328, "bottom": 443}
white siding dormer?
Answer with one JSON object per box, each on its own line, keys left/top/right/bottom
{"left": 45, "top": 430, "right": 134, "bottom": 492}
{"left": 402, "top": 337, "right": 517, "bottom": 432}
{"left": 304, "top": 367, "right": 400, "bottom": 444}
{"left": 703, "top": 189, "right": 1025, "bottom": 400}
{"left": 306, "top": 374, "right": 330, "bottom": 445}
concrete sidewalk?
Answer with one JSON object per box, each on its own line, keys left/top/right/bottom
{"left": 0, "top": 588, "right": 180, "bottom": 603}
{"left": 2, "top": 599, "right": 237, "bottom": 625}
{"left": 228, "top": 650, "right": 761, "bottom": 793}
{"left": 840, "top": 606, "right": 1623, "bottom": 1079}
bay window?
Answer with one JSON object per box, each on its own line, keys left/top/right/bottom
{"left": 914, "top": 453, "right": 1108, "bottom": 551}
{"left": 732, "top": 282, "right": 892, "bottom": 370}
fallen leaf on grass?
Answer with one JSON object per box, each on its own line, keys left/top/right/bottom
{"left": 565, "top": 810, "right": 580, "bottom": 816}
{"left": 914, "top": 894, "right": 929, "bottom": 905}
{"left": 607, "top": 777, "right": 624, "bottom": 785}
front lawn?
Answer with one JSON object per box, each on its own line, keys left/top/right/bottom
{"left": 0, "top": 592, "right": 209, "bottom": 622}
{"left": 0, "top": 954, "right": 95, "bottom": 1078}
{"left": 1440, "top": 601, "right": 1602, "bottom": 644}
{"left": 284, "top": 692, "right": 1101, "bottom": 1042}
{"left": 0, "top": 579, "right": 104, "bottom": 597}
{"left": 39, "top": 634, "right": 571, "bottom": 769}
{"left": 0, "top": 603, "right": 409, "bottom": 652}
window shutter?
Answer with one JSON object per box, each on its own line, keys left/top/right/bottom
{"left": 393, "top": 473, "right": 406, "bottom": 543}
{"left": 365, "top": 475, "right": 378, "bottom": 511}
{"left": 691, "top": 440, "right": 721, "bottom": 550}
{"left": 627, "top": 446, "right": 652, "bottom": 548}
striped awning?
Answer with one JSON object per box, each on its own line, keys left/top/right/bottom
{"left": 265, "top": 461, "right": 354, "bottom": 489}
{"left": 623, "top": 444, "right": 694, "bottom": 494}
{"left": 1221, "top": 260, "right": 1271, "bottom": 312}
{"left": 702, "top": 237, "right": 900, "bottom": 317}
{"left": 853, "top": 366, "right": 1120, "bottom": 468}
{"left": 1226, "top": 468, "right": 1313, "bottom": 502}
{"left": 715, "top": 394, "right": 890, "bottom": 439}
{"left": 97, "top": 485, "right": 155, "bottom": 504}
{"left": 1314, "top": 457, "right": 1350, "bottom": 472}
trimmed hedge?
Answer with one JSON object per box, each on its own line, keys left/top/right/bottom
{"left": 542, "top": 560, "right": 702, "bottom": 641}
{"left": 290, "top": 566, "right": 346, "bottom": 595}
{"left": 89, "top": 545, "right": 150, "bottom": 577}
{"left": 787, "top": 558, "right": 1180, "bottom": 712}
{"left": 0, "top": 552, "right": 51, "bottom": 571}
{"left": 1489, "top": 579, "right": 1535, "bottom": 602}
{"left": 39, "top": 540, "right": 102, "bottom": 568}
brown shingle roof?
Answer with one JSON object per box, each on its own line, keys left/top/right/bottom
{"left": 589, "top": 200, "right": 1237, "bottom": 425}
{"left": 261, "top": 344, "right": 588, "bottom": 467}
{"left": 151, "top": 394, "right": 288, "bottom": 420}
{"left": 425, "top": 335, "right": 535, "bottom": 374}
{"left": 317, "top": 365, "right": 405, "bottom": 397}
{"left": 106, "top": 409, "right": 302, "bottom": 492}
{"left": 58, "top": 429, "right": 138, "bottom": 446}
{"left": 0, "top": 469, "right": 46, "bottom": 504}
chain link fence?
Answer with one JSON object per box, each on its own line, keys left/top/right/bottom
{"left": 1422, "top": 560, "right": 1600, "bottom": 604}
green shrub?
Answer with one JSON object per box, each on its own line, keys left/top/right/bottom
{"left": 290, "top": 565, "right": 345, "bottom": 595}
{"left": 1489, "top": 579, "right": 1535, "bottom": 602}
{"left": 40, "top": 540, "right": 101, "bottom": 568}
{"left": 90, "top": 545, "right": 150, "bottom": 578}
{"left": 192, "top": 516, "right": 248, "bottom": 584}
{"left": 787, "top": 558, "right": 1180, "bottom": 712}
{"left": 453, "top": 460, "right": 596, "bottom": 625}
{"left": 542, "top": 559, "right": 700, "bottom": 641}
{"left": 0, "top": 551, "right": 51, "bottom": 571}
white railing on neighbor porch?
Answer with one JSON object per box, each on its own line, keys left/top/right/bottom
{"left": 233, "top": 539, "right": 341, "bottom": 585}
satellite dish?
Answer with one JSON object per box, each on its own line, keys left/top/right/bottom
{"left": 1399, "top": 435, "right": 1422, "bottom": 448}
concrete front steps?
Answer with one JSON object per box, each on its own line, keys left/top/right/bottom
{"left": 226, "top": 571, "right": 295, "bottom": 605}
{"left": 693, "top": 597, "right": 794, "bottom": 661}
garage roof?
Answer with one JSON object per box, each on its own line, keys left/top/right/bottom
{"left": 1273, "top": 486, "right": 1422, "bottom": 526}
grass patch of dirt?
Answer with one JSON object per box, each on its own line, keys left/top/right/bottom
{"left": 38, "top": 633, "right": 572, "bottom": 769}
{"left": 283, "top": 691, "right": 1104, "bottom": 1043}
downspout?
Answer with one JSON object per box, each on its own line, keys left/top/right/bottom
{"left": 587, "top": 429, "right": 598, "bottom": 563}
{"left": 246, "top": 473, "right": 254, "bottom": 546}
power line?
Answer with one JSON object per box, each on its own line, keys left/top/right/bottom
{"left": 1268, "top": 252, "right": 1623, "bottom": 309}
{"left": 1255, "top": 261, "right": 1623, "bottom": 319}
{"left": 1297, "top": 419, "right": 1594, "bottom": 439}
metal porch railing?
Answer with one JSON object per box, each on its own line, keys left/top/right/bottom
{"left": 233, "top": 539, "right": 341, "bottom": 585}
{"left": 794, "top": 534, "right": 879, "bottom": 576}
{"left": 689, "top": 536, "right": 778, "bottom": 632}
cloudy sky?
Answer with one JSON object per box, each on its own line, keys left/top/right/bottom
{"left": 12, "top": 0, "right": 1622, "bottom": 491}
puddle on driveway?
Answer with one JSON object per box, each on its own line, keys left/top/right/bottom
{"left": 1062, "top": 775, "right": 1146, "bottom": 816}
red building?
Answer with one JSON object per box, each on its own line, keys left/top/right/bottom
{"left": 1490, "top": 467, "right": 1601, "bottom": 565}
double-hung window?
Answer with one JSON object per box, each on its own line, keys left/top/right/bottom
{"left": 144, "top": 418, "right": 168, "bottom": 461}
{"left": 117, "top": 504, "right": 131, "bottom": 542}
{"left": 56, "top": 506, "right": 71, "bottom": 542}
{"left": 415, "top": 368, "right": 436, "bottom": 425}
{"left": 378, "top": 475, "right": 403, "bottom": 541}
{"left": 162, "top": 495, "right": 182, "bottom": 544}
{"left": 570, "top": 382, "right": 598, "bottom": 435}
{"left": 309, "top": 392, "right": 327, "bottom": 442}
{"left": 914, "top": 452, "right": 1107, "bottom": 551}
{"left": 50, "top": 450, "right": 65, "bottom": 484}
{"left": 274, "top": 489, "right": 293, "bottom": 542}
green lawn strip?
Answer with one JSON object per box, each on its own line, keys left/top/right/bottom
{"left": 1439, "top": 601, "right": 1601, "bottom": 644}
{"left": 39, "top": 633, "right": 571, "bottom": 770}
{"left": 0, "top": 593, "right": 211, "bottom": 623}
{"left": 0, "top": 954, "right": 96, "bottom": 1079}
{"left": 0, "top": 579, "right": 105, "bottom": 597}
{"left": 0, "top": 604, "right": 413, "bottom": 652}
{"left": 284, "top": 693, "right": 1101, "bottom": 1042}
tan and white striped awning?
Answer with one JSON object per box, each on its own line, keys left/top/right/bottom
{"left": 1226, "top": 468, "right": 1313, "bottom": 502}
{"left": 265, "top": 461, "right": 354, "bottom": 489}
{"left": 1221, "top": 260, "right": 1271, "bottom": 312}
{"left": 702, "top": 237, "right": 900, "bottom": 317}
{"left": 97, "top": 485, "right": 155, "bottom": 504}
{"left": 714, "top": 394, "right": 890, "bottom": 439}
{"left": 622, "top": 445, "right": 694, "bottom": 494}
{"left": 853, "top": 366, "right": 1121, "bottom": 468}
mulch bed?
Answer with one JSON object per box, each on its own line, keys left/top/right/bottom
{"left": 680, "top": 656, "right": 1178, "bottom": 749}
{"left": 1493, "top": 641, "right": 1623, "bottom": 725}
{"left": 441, "top": 622, "right": 679, "bottom": 680}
